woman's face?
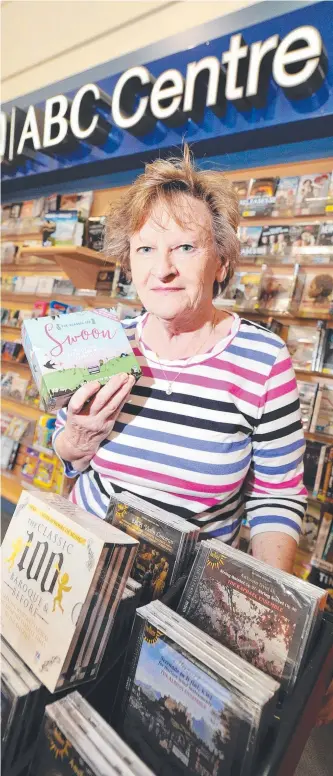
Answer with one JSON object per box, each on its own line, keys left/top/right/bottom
{"left": 129, "top": 196, "right": 226, "bottom": 320}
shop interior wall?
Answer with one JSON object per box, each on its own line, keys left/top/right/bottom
{"left": 1, "top": 0, "right": 258, "bottom": 102}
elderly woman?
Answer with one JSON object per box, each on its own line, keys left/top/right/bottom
{"left": 54, "top": 147, "right": 306, "bottom": 573}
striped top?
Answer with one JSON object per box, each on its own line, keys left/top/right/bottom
{"left": 53, "top": 312, "right": 307, "bottom": 544}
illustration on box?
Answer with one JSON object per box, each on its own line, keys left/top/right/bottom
{"left": 21, "top": 308, "right": 142, "bottom": 411}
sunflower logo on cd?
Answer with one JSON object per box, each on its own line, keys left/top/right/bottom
{"left": 144, "top": 624, "right": 162, "bottom": 644}
{"left": 207, "top": 551, "right": 224, "bottom": 569}
{"left": 48, "top": 725, "right": 71, "bottom": 760}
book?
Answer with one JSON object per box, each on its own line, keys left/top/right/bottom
{"left": 313, "top": 507, "right": 333, "bottom": 566}
{"left": 303, "top": 440, "right": 326, "bottom": 491}
{"left": 298, "top": 268, "right": 333, "bottom": 315}
{"left": 318, "top": 222, "right": 333, "bottom": 246}
{"left": 95, "top": 270, "right": 115, "bottom": 292}
{"left": 52, "top": 278, "right": 76, "bottom": 295}
{"left": 310, "top": 385, "right": 333, "bottom": 437}
{"left": 106, "top": 492, "right": 199, "bottom": 603}
{"left": 295, "top": 173, "right": 330, "bottom": 216}
{"left": 22, "top": 447, "right": 40, "bottom": 482}
{"left": 239, "top": 177, "right": 278, "bottom": 218}
{"left": 258, "top": 225, "right": 291, "bottom": 256}
{"left": 86, "top": 216, "right": 106, "bottom": 252}
{"left": 21, "top": 307, "right": 142, "bottom": 411}
{"left": 117, "top": 600, "right": 279, "bottom": 776}
{"left": 178, "top": 539, "right": 326, "bottom": 692}
{"left": 296, "top": 381, "right": 318, "bottom": 432}
{"left": 1, "top": 489, "right": 138, "bottom": 692}
{"left": 112, "top": 265, "right": 138, "bottom": 300}
{"left": 42, "top": 211, "right": 78, "bottom": 246}
{"left": 60, "top": 191, "right": 93, "bottom": 220}
{"left": 219, "top": 270, "right": 261, "bottom": 310}
{"left": 299, "top": 503, "right": 321, "bottom": 553}
{"left": 257, "top": 266, "right": 297, "bottom": 313}
{"left": 271, "top": 176, "right": 299, "bottom": 217}
{"left": 1, "top": 371, "right": 29, "bottom": 401}
{"left": 286, "top": 325, "right": 321, "bottom": 371}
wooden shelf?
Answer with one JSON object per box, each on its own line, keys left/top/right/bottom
{"left": 1, "top": 471, "right": 23, "bottom": 504}
{"left": 3, "top": 264, "right": 59, "bottom": 274}
{"left": 2, "top": 396, "right": 42, "bottom": 421}
{"left": 19, "top": 246, "right": 113, "bottom": 290}
{"left": 1, "top": 232, "right": 42, "bottom": 242}
{"left": 1, "top": 291, "right": 140, "bottom": 308}
{"left": 294, "top": 369, "right": 333, "bottom": 384}
{"left": 1, "top": 326, "right": 22, "bottom": 341}
{"left": 232, "top": 309, "right": 333, "bottom": 327}
{"left": 239, "top": 215, "right": 333, "bottom": 227}
{"left": 305, "top": 431, "right": 333, "bottom": 444}
{"left": 1, "top": 359, "right": 30, "bottom": 373}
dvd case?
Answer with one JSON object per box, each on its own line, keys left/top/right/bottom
{"left": 257, "top": 266, "right": 297, "bottom": 313}
{"left": 271, "top": 177, "right": 299, "bottom": 218}
{"left": 106, "top": 492, "right": 199, "bottom": 602}
{"left": 219, "top": 270, "right": 261, "bottom": 310}
{"left": 297, "top": 381, "right": 318, "bottom": 432}
{"left": 178, "top": 540, "right": 326, "bottom": 692}
{"left": 298, "top": 268, "right": 333, "bottom": 315}
{"left": 295, "top": 173, "right": 330, "bottom": 216}
{"left": 239, "top": 178, "right": 278, "bottom": 218}
{"left": 258, "top": 225, "right": 291, "bottom": 256}
{"left": 1, "top": 490, "right": 138, "bottom": 692}
{"left": 286, "top": 326, "right": 321, "bottom": 371}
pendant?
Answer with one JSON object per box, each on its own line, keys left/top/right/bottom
{"left": 166, "top": 383, "right": 173, "bottom": 396}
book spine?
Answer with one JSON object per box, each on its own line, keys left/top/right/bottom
{"left": 319, "top": 447, "right": 333, "bottom": 501}
{"left": 177, "top": 544, "right": 209, "bottom": 616}
{"left": 313, "top": 445, "right": 327, "bottom": 498}
{"left": 313, "top": 511, "right": 332, "bottom": 561}
{"left": 309, "top": 386, "right": 323, "bottom": 433}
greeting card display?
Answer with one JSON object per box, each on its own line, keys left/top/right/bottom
{"left": 21, "top": 308, "right": 141, "bottom": 411}
{"left": 1, "top": 490, "right": 138, "bottom": 693}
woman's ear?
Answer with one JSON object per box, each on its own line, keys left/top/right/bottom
{"left": 216, "top": 260, "right": 229, "bottom": 284}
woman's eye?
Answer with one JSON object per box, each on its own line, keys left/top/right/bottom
{"left": 178, "top": 244, "right": 194, "bottom": 253}
{"left": 137, "top": 246, "right": 152, "bottom": 254}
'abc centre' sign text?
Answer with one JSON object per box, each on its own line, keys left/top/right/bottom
{"left": 1, "top": 25, "right": 327, "bottom": 162}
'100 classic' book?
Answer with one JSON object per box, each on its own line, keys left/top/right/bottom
{"left": 1, "top": 489, "right": 138, "bottom": 693}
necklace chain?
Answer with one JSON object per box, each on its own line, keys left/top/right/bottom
{"left": 153, "top": 312, "right": 217, "bottom": 395}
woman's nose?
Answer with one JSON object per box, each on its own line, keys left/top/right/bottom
{"left": 153, "top": 251, "right": 177, "bottom": 279}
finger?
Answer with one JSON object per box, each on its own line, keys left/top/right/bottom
{"left": 100, "top": 382, "right": 134, "bottom": 421}
{"left": 89, "top": 373, "right": 133, "bottom": 415}
{"left": 68, "top": 380, "right": 101, "bottom": 414}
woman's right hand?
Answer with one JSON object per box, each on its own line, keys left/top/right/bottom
{"left": 55, "top": 372, "right": 135, "bottom": 471}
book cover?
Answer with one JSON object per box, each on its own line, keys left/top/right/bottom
{"left": 295, "top": 173, "right": 330, "bottom": 216}
{"left": 239, "top": 177, "right": 278, "bottom": 218}
{"left": 1, "top": 490, "right": 138, "bottom": 692}
{"left": 271, "top": 176, "right": 299, "bottom": 217}
{"left": 86, "top": 217, "right": 106, "bottom": 252}
{"left": 220, "top": 270, "right": 261, "bottom": 310}
{"left": 318, "top": 222, "right": 333, "bottom": 246}
{"left": 297, "top": 381, "right": 318, "bottom": 432}
{"left": 312, "top": 386, "right": 333, "bottom": 437}
{"left": 108, "top": 499, "right": 187, "bottom": 602}
{"left": 299, "top": 504, "right": 321, "bottom": 553}
{"left": 257, "top": 267, "right": 296, "bottom": 312}
{"left": 60, "top": 191, "right": 93, "bottom": 220}
{"left": 21, "top": 308, "right": 142, "bottom": 411}
{"left": 178, "top": 544, "right": 315, "bottom": 689}
{"left": 298, "top": 268, "right": 333, "bottom": 315}
{"left": 42, "top": 211, "right": 78, "bottom": 247}
{"left": 258, "top": 225, "right": 291, "bottom": 256}
{"left": 112, "top": 265, "right": 138, "bottom": 300}
{"left": 287, "top": 326, "right": 321, "bottom": 371}
{"left": 322, "top": 331, "right": 333, "bottom": 375}
{"left": 120, "top": 616, "right": 238, "bottom": 776}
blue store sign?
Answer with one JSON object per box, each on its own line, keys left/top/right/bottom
{"left": 1, "top": 0, "right": 333, "bottom": 195}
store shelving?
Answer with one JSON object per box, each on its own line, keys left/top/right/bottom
{"left": 1, "top": 291, "right": 139, "bottom": 308}
{"left": 1, "top": 471, "right": 23, "bottom": 504}
{"left": 2, "top": 396, "right": 44, "bottom": 422}
{"left": 19, "top": 246, "right": 113, "bottom": 289}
